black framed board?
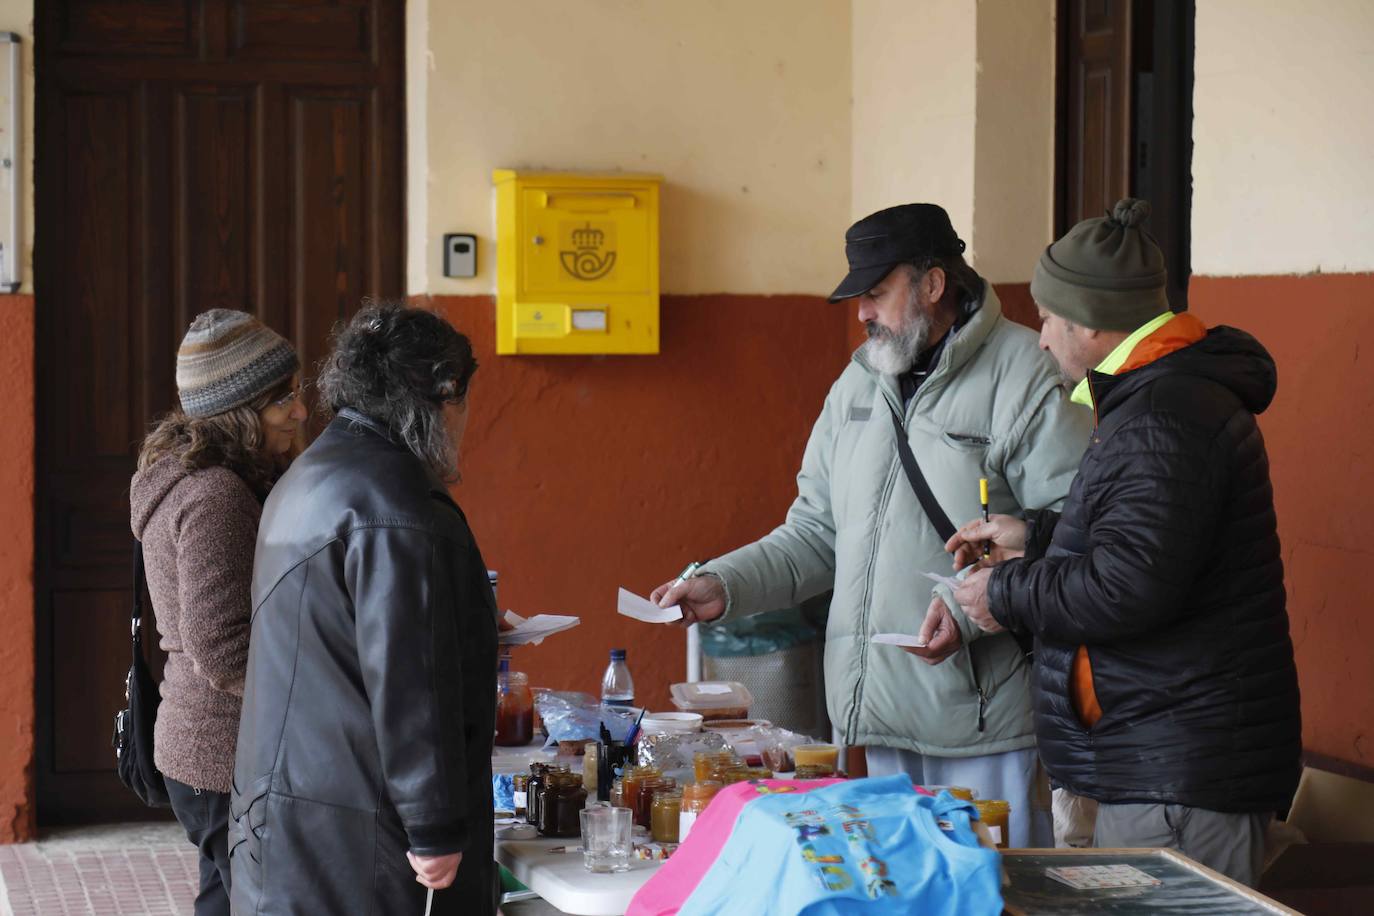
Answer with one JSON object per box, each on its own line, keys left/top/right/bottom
{"left": 1002, "top": 849, "right": 1298, "bottom": 915}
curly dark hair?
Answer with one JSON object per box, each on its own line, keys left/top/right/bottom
{"left": 136, "top": 379, "right": 295, "bottom": 497}
{"left": 317, "top": 303, "right": 478, "bottom": 481}
{"left": 908, "top": 253, "right": 985, "bottom": 310}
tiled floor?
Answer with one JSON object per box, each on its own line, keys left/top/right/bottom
{"left": 0, "top": 823, "right": 197, "bottom": 916}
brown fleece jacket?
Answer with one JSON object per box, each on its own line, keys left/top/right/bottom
{"left": 130, "top": 456, "right": 260, "bottom": 794}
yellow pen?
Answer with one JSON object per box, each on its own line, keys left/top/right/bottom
{"left": 979, "top": 478, "right": 991, "bottom": 560}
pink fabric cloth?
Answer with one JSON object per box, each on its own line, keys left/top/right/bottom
{"left": 628, "top": 780, "right": 932, "bottom": 916}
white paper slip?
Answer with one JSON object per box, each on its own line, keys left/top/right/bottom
{"left": 499, "top": 611, "right": 582, "bottom": 646}
{"left": 617, "top": 587, "right": 683, "bottom": 623}
{"left": 872, "top": 632, "right": 929, "bottom": 648}
{"left": 922, "top": 571, "right": 962, "bottom": 591}
{"left": 1045, "top": 864, "right": 1161, "bottom": 890}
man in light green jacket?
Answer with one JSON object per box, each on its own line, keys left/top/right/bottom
{"left": 652, "top": 204, "right": 1090, "bottom": 847}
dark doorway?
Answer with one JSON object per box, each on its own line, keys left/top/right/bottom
{"left": 35, "top": 0, "right": 405, "bottom": 825}
{"left": 1056, "top": 0, "right": 1194, "bottom": 310}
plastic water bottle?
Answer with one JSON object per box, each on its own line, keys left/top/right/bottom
{"left": 600, "top": 649, "right": 636, "bottom": 709}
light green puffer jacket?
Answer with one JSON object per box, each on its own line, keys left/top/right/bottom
{"left": 700, "top": 287, "right": 1090, "bottom": 757}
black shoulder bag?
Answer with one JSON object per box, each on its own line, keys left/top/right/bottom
{"left": 112, "top": 541, "right": 171, "bottom": 807}
{"left": 888, "top": 403, "right": 1034, "bottom": 662}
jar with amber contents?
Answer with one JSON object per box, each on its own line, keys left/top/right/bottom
{"left": 721, "top": 765, "right": 771, "bottom": 785}
{"left": 973, "top": 799, "right": 1011, "bottom": 849}
{"left": 678, "top": 781, "right": 720, "bottom": 842}
{"left": 620, "top": 765, "right": 663, "bottom": 819}
{"left": 794, "top": 764, "right": 833, "bottom": 780}
{"left": 495, "top": 664, "right": 534, "bottom": 746}
{"left": 538, "top": 772, "right": 587, "bottom": 838}
{"left": 635, "top": 777, "right": 677, "bottom": 829}
{"left": 651, "top": 789, "right": 684, "bottom": 843}
{"left": 526, "top": 763, "right": 567, "bottom": 828}
{"left": 693, "top": 750, "right": 739, "bottom": 784}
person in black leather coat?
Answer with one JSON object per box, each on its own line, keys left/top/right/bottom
{"left": 945, "top": 200, "right": 1300, "bottom": 887}
{"left": 229, "top": 304, "right": 498, "bottom": 915}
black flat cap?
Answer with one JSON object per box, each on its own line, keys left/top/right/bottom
{"left": 828, "top": 203, "right": 967, "bottom": 302}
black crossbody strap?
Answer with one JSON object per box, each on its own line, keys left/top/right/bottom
{"left": 888, "top": 402, "right": 958, "bottom": 543}
{"left": 131, "top": 541, "right": 146, "bottom": 656}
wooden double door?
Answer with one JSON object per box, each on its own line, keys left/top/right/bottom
{"left": 35, "top": 0, "right": 405, "bottom": 824}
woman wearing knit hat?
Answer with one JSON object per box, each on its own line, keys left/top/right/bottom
{"left": 129, "top": 309, "right": 304, "bottom": 916}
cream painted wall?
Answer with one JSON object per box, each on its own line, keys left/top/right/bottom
{"left": 850, "top": 0, "right": 1055, "bottom": 284}
{"left": 413, "top": 0, "right": 852, "bottom": 296}
{"left": 1193, "top": 0, "right": 1374, "bottom": 276}
{"left": 851, "top": 0, "right": 977, "bottom": 242}
{"left": 972, "top": 0, "right": 1055, "bottom": 283}
{"left": 0, "top": 0, "right": 30, "bottom": 294}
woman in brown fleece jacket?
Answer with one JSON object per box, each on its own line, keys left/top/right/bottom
{"left": 129, "top": 309, "right": 305, "bottom": 916}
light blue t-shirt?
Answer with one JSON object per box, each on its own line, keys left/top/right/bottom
{"left": 678, "top": 775, "right": 1002, "bottom": 915}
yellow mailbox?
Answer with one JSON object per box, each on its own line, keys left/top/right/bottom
{"left": 493, "top": 170, "right": 661, "bottom": 355}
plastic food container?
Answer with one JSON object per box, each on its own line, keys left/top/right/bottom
{"left": 640, "top": 712, "right": 704, "bottom": 736}
{"left": 669, "top": 681, "right": 753, "bottom": 721}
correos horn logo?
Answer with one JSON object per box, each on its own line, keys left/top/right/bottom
{"left": 560, "top": 222, "right": 617, "bottom": 281}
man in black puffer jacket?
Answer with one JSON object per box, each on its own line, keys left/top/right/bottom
{"left": 945, "top": 199, "right": 1300, "bottom": 887}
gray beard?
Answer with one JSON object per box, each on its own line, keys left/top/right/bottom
{"left": 862, "top": 309, "right": 932, "bottom": 375}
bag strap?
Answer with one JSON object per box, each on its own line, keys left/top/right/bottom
{"left": 131, "top": 541, "right": 147, "bottom": 657}
{"left": 888, "top": 402, "right": 957, "bottom": 543}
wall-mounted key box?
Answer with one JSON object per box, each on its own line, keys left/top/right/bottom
{"left": 493, "top": 169, "right": 661, "bottom": 355}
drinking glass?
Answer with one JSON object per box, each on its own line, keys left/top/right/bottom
{"left": 579, "top": 805, "right": 632, "bottom": 873}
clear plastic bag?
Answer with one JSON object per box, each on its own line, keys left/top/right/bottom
{"left": 533, "top": 690, "right": 640, "bottom": 746}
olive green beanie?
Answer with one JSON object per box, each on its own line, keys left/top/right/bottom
{"left": 1030, "top": 198, "right": 1169, "bottom": 331}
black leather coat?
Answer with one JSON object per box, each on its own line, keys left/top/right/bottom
{"left": 988, "top": 327, "right": 1301, "bottom": 813}
{"left": 229, "top": 409, "right": 497, "bottom": 915}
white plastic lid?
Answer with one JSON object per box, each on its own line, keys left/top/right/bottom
{"left": 669, "top": 680, "right": 753, "bottom": 710}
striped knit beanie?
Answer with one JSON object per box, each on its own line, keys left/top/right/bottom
{"left": 176, "top": 309, "right": 299, "bottom": 417}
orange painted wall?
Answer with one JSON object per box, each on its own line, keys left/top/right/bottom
{"left": 1191, "top": 273, "right": 1374, "bottom": 768}
{"left": 432, "top": 295, "right": 850, "bottom": 713}
{"left": 0, "top": 294, "right": 35, "bottom": 843}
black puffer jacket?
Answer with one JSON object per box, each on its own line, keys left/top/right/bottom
{"left": 988, "top": 327, "right": 1301, "bottom": 813}
{"left": 229, "top": 409, "right": 497, "bottom": 916}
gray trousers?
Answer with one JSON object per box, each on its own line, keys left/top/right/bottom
{"left": 1093, "top": 802, "right": 1270, "bottom": 887}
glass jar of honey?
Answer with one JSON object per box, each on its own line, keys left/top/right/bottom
{"left": 495, "top": 664, "right": 534, "bottom": 747}
{"left": 526, "top": 763, "right": 566, "bottom": 827}
{"left": 635, "top": 777, "right": 677, "bottom": 829}
{"left": 973, "top": 799, "right": 1011, "bottom": 849}
{"left": 512, "top": 773, "right": 530, "bottom": 819}
{"left": 651, "top": 789, "right": 683, "bottom": 843}
{"left": 679, "top": 781, "right": 720, "bottom": 841}
{"left": 721, "top": 765, "right": 771, "bottom": 785}
{"left": 538, "top": 772, "right": 587, "bottom": 838}
{"left": 791, "top": 744, "right": 839, "bottom": 774}
{"left": 693, "top": 750, "right": 740, "bottom": 784}
{"left": 620, "top": 765, "right": 663, "bottom": 819}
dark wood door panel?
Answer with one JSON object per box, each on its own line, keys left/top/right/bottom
{"left": 56, "top": 0, "right": 200, "bottom": 58}
{"left": 174, "top": 83, "right": 259, "bottom": 318}
{"left": 36, "top": 0, "right": 405, "bottom": 825}
{"left": 231, "top": 0, "right": 374, "bottom": 63}
{"left": 1060, "top": 0, "right": 1133, "bottom": 229}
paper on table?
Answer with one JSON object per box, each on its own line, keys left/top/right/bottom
{"left": 872, "top": 632, "right": 929, "bottom": 649}
{"left": 500, "top": 611, "right": 581, "bottom": 646}
{"left": 617, "top": 587, "right": 683, "bottom": 624}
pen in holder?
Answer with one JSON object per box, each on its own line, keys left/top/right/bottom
{"left": 596, "top": 737, "right": 633, "bottom": 802}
